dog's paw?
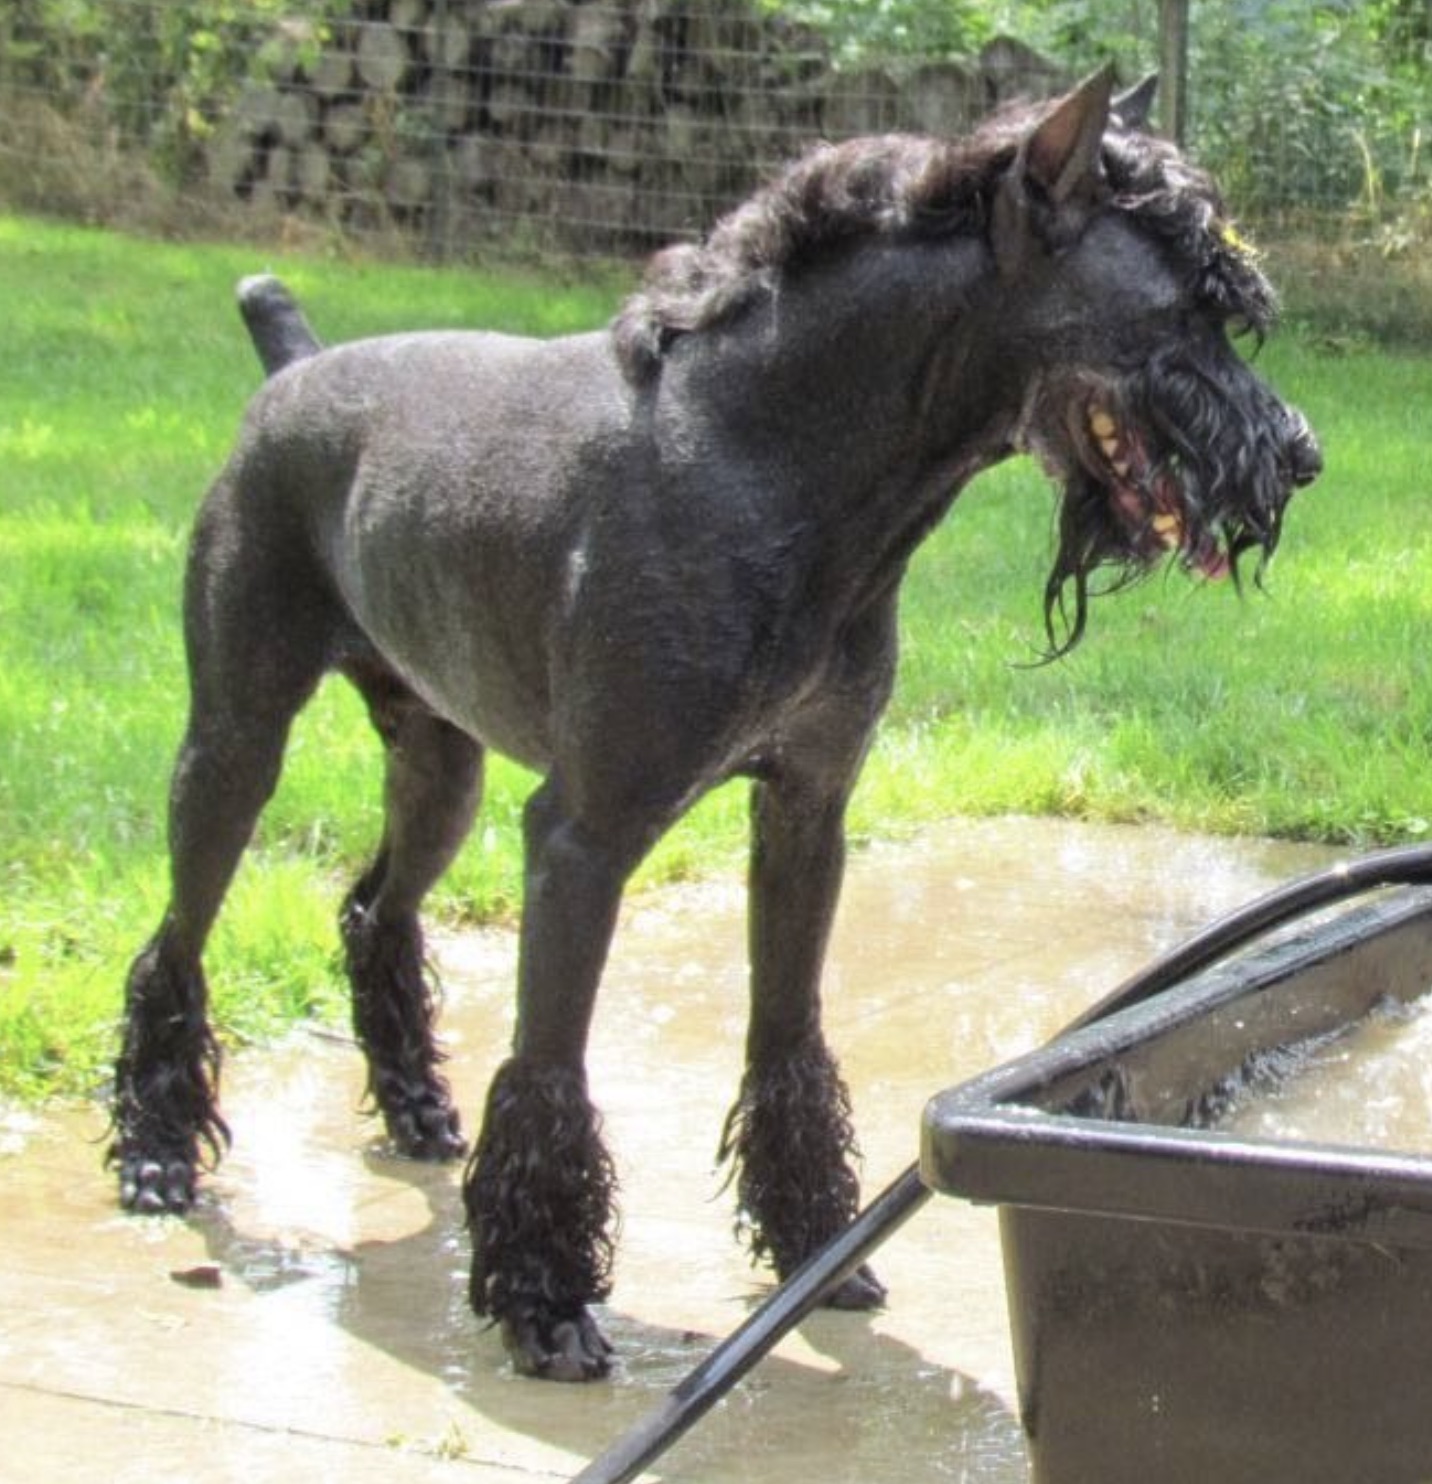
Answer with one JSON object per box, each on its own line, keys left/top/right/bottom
{"left": 822, "top": 1261, "right": 887, "bottom": 1311}
{"left": 502, "top": 1307, "right": 614, "bottom": 1383}
{"left": 117, "top": 1155, "right": 197, "bottom": 1215}
{"left": 386, "top": 1093, "right": 467, "bottom": 1162}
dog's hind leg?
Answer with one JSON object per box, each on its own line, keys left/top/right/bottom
{"left": 111, "top": 476, "right": 339, "bottom": 1213}
{"left": 339, "top": 661, "right": 479, "bottom": 1160}
{"left": 112, "top": 628, "right": 327, "bottom": 1212}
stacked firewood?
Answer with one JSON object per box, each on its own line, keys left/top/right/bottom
{"left": 206, "top": 1, "right": 1064, "bottom": 253}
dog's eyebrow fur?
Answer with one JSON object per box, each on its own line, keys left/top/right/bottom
{"left": 1101, "top": 130, "right": 1278, "bottom": 333}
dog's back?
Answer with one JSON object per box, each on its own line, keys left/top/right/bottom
{"left": 205, "top": 303, "right": 632, "bottom": 771}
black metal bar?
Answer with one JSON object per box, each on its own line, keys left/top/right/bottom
{"left": 570, "top": 1164, "right": 930, "bottom": 1484}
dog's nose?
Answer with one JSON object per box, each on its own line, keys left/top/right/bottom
{"left": 1286, "top": 413, "right": 1322, "bottom": 487}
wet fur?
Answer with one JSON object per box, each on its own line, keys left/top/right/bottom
{"left": 108, "top": 72, "right": 1319, "bottom": 1381}
{"left": 111, "top": 937, "right": 229, "bottom": 1211}
{"left": 340, "top": 876, "right": 464, "bottom": 1158}
{"left": 718, "top": 1037, "right": 866, "bottom": 1284}
{"left": 464, "top": 1059, "right": 618, "bottom": 1378}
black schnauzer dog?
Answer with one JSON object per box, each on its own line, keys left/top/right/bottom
{"left": 110, "top": 70, "right": 1320, "bottom": 1381}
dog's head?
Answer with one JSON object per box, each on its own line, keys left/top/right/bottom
{"left": 990, "top": 70, "right": 1321, "bottom": 653}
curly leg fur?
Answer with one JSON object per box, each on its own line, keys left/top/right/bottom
{"left": 109, "top": 933, "right": 230, "bottom": 1213}
{"left": 340, "top": 887, "right": 464, "bottom": 1160}
{"left": 464, "top": 1057, "right": 619, "bottom": 1380}
{"left": 719, "top": 1036, "right": 886, "bottom": 1308}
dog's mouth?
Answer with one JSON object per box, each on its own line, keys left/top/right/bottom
{"left": 1077, "top": 396, "right": 1230, "bottom": 581}
{"left": 1018, "top": 362, "right": 1317, "bottom": 656}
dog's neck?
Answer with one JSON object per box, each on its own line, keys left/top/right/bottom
{"left": 640, "top": 231, "right": 1035, "bottom": 597}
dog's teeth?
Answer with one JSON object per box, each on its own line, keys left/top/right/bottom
{"left": 1099, "top": 435, "right": 1121, "bottom": 459}
{"left": 1110, "top": 456, "right": 1130, "bottom": 477}
{"left": 1151, "top": 512, "right": 1183, "bottom": 546}
{"left": 1090, "top": 409, "right": 1117, "bottom": 440}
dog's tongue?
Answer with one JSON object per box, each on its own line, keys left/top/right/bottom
{"left": 1093, "top": 409, "right": 1230, "bottom": 581}
{"left": 1159, "top": 475, "right": 1233, "bottom": 581}
{"left": 1113, "top": 472, "right": 1230, "bottom": 581}
{"left": 1160, "top": 500, "right": 1233, "bottom": 582}
{"left": 1193, "top": 541, "right": 1231, "bottom": 582}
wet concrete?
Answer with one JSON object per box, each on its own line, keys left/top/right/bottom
{"left": 0, "top": 816, "right": 1337, "bottom": 1483}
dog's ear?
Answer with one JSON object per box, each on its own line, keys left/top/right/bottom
{"left": 993, "top": 66, "right": 1114, "bottom": 278}
{"left": 1112, "top": 73, "right": 1158, "bottom": 131}
{"left": 1024, "top": 66, "right": 1114, "bottom": 203}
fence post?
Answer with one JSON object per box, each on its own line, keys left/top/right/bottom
{"left": 428, "top": 0, "right": 454, "bottom": 261}
{"left": 1158, "top": 0, "right": 1189, "bottom": 144}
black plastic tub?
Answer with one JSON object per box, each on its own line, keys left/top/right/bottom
{"left": 922, "top": 886, "right": 1432, "bottom": 1484}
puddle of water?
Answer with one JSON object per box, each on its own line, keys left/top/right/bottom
{"left": 0, "top": 1104, "right": 41, "bottom": 1157}
{"left": 0, "top": 816, "right": 1343, "bottom": 1483}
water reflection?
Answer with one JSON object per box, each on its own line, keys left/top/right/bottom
{"left": 1222, "top": 992, "right": 1432, "bottom": 1153}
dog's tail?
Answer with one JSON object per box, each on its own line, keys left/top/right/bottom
{"left": 237, "top": 274, "right": 323, "bottom": 376}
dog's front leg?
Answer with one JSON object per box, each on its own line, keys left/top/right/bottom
{"left": 720, "top": 609, "right": 897, "bottom": 1310}
{"left": 720, "top": 772, "right": 886, "bottom": 1310}
{"left": 463, "top": 778, "right": 640, "bottom": 1381}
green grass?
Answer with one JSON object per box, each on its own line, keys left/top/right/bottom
{"left": 3, "top": 214, "right": 1430, "bottom": 1102}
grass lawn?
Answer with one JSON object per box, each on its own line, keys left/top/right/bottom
{"left": 3, "top": 214, "right": 1430, "bottom": 1101}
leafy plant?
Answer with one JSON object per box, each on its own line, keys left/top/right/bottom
{"left": 778, "top": 0, "right": 1430, "bottom": 224}
{"left": 769, "top": 0, "right": 994, "bottom": 62}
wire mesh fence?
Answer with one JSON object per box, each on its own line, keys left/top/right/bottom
{"left": 0, "top": 0, "right": 1067, "bottom": 256}
{"left": 0, "top": 0, "right": 1428, "bottom": 263}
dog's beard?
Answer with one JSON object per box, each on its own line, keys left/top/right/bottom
{"left": 1035, "top": 350, "right": 1300, "bottom": 658}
